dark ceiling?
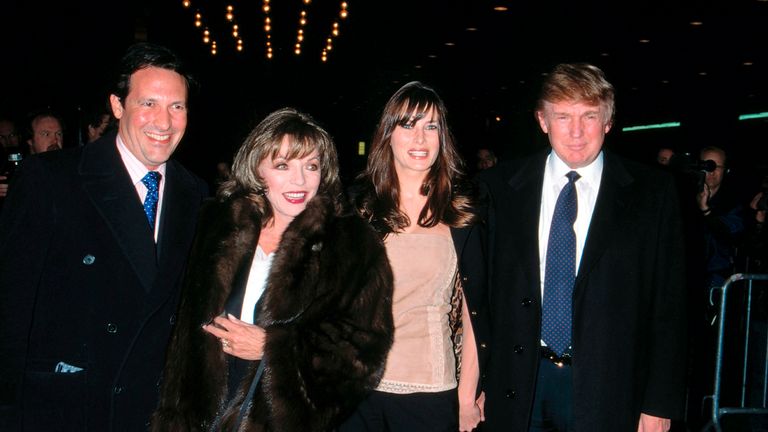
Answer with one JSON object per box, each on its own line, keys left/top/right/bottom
{"left": 3, "top": 0, "right": 768, "bottom": 177}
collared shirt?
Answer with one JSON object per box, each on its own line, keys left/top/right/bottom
{"left": 538, "top": 151, "right": 604, "bottom": 302}
{"left": 241, "top": 245, "right": 274, "bottom": 324}
{"left": 116, "top": 135, "right": 167, "bottom": 241}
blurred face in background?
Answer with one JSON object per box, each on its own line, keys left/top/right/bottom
{"left": 657, "top": 148, "right": 674, "bottom": 166}
{"left": 28, "top": 116, "right": 63, "bottom": 154}
{"left": 701, "top": 148, "right": 726, "bottom": 191}
{"left": 0, "top": 120, "right": 19, "bottom": 148}
{"left": 476, "top": 148, "right": 497, "bottom": 170}
{"left": 88, "top": 114, "right": 112, "bottom": 143}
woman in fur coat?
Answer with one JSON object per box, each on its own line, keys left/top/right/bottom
{"left": 151, "top": 108, "right": 394, "bottom": 432}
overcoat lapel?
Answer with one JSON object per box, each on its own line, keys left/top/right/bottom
{"left": 574, "top": 152, "right": 634, "bottom": 290}
{"left": 506, "top": 153, "right": 547, "bottom": 301}
{"left": 156, "top": 160, "right": 200, "bottom": 269}
{"left": 79, "top": 136, "right": 158, "bottom": 291}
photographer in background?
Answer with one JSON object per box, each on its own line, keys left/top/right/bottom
{"left": 696, "top": 146, "right": 745, "bottom": 291}
{"left": 682, "top": 145, "right": 746, "bottom": 430}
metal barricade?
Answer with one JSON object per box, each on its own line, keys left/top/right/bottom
{"left": 709, "top": 273, "right": 768, "bottom": 431}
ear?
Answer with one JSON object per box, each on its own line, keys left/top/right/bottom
{"left": 604, "top": 121, "right": 613, "bottom": 134}
{"left": 535, "top": 111, "right": 549, "bottom": 133}
{"left": 109, "top": 95, "right": 124, "bottom": 119}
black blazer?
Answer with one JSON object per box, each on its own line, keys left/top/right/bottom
{"left": 477, "top": 150, "right": 687, "bottom": 431}
{"left": 0, "top": 132, "right": 207, "bottom": 431}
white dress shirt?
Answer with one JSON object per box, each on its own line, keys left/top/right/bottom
{"left": 538, "top": 151, "right": 604, "bottom": 303}
{"left": 116, "top": 136, "right": 167, "bottom": 241}
{"left": 241, "top": 245, "right": 274, "bottom": 324}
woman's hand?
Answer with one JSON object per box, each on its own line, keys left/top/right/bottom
{"left": 459, "top": 391, "right": 485, "bottom": 431}
{"left": 202, "top": 314, "right": 266, "bottom": 360}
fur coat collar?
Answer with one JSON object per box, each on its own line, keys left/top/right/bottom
{"left": 152, "top": 193, "right": 394, "bottom": 431}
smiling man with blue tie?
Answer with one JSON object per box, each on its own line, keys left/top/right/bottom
{"left": 478, "top": 63, "right": 687, "bottom": 432}
{"left": 0, "top": 43, "right": 208, "bottom": 431}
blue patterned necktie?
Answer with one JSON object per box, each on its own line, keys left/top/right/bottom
{"left": 141, "top": 171, "right": 162, "bottom": 229}
{"left": 542, "top": 170, "right": 580, "bottom": 355}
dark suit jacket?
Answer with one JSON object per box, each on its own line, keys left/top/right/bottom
{"left": 477, "top": 150, "right": 687, "bottom": 431}
{"left": 0, "top": 132, "right": 207, "bottom": 431}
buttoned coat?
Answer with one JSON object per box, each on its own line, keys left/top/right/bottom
{"left": 477, "top": 150, "right": 687, "bottom": 431}
{"left": 0, "top": 132, "right": 208, "bottom": 431}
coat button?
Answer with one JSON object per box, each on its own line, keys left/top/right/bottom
{"left": 169, "top": 314, "right": 176, "bottom": 325}
{"left": 470, "top": 310, "right": 477, "bottom": 316}
{"left": 82, "top": 255, "right": 96, "bottom": 265}
{"left": 514, "top": 344, "right": 524, "bottom": 354}
{"left": 113, "top": 386, "right": 123, "bottom": 395}
{"left": 506, "top": 389, "right": 516, "bottom": 399}
{"left": 480, "top": 342, "right": 487, "bottom": 349}
{"left": 462, "top": 276, "right": 468, "bottom": 282}
{"left": 106, "top": 323, "right": 118, "bottom": 334}
{"left": 521, "top": 297, "right": 532, "bottom": 307}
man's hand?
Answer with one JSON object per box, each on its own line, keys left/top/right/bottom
{"left": 637, "top": 413, "right": 671, "bottom": 432}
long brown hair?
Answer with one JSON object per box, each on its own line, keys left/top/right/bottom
{"left": 356, "top": 81, "right": 476, "bottom": 233}
{"left": 218, "top": 107, "right": 341, "bottom": 225}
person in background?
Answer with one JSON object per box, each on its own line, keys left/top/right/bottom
{"left": 0, "top": 117, "right": 20, "bottom": 199}
{"left": 81, "top": 108, "right": 114, "bottom": 145}
{"left": 341, "top": 81, "right": 489, "bottom": 432}
{"left": 0, "top": 117, "right": 20, "bottom": 150}
{"left": 476, "top": 147, "right": 498, "bottom": 171}
{"left": 478, "top": 63, "right": 687, "bottom": 431}
{"left": 26, "top": 110, "right": 64, "bottom": 154}
{"left": 684, "top": 145, "right": 745, "bottom": 430}
{"left": 213, "top": 160, "right": 232, "bottom": 189}
{"left": 151, "top": 107, "right": 394, "bottom": 431}
{"left": 695, "top": 146, "right": 744, "bottom": 291}
{"left": 0, "top": 42, "right": 208, "bottom": 431}
{"left": 656, "top": 146, "right": 675, "bottom": 166}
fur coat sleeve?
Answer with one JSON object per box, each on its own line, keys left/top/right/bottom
{"left": 151, "top": 193, "right": 394, "bottom": 432}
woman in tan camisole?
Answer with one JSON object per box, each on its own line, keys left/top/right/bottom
{"left": 340, "top": 81, "right": 486, "bottom": 432}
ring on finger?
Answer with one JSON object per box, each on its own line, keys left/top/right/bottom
{"left": 222, "top": 338, "right": 230, "bottom": 348}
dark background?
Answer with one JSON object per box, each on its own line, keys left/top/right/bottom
{"left": 2, "top": 0, "right": 767, "bottom": 187}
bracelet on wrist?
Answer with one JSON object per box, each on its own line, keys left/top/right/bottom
{"left": 701, "top": 208, "right": 712, "bottom": 216}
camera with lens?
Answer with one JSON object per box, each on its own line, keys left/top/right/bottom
{"left": 668, "top": 152, "right": 716, "bottom": 193}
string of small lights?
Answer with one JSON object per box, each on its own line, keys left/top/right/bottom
{"left": 263, "top": 0, "right": 273, "bottom": 58}
{"left": 321, "top": 2, "right": 348, "bottom": 62}
{"left": 181, "top": 0, "right": 349, "bottom": 60}
{"left": 294, "top": 0, "right": 310, "bottom": 56}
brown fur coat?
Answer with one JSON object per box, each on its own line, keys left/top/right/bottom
{"left": 151, "top": 193, "right": 394, "bottom": 431}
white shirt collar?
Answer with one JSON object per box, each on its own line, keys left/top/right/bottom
{"left": 546, "top": 150, "right": 604, "bottom": 187}
{"left": 115, "top": 134, "right": 167, "bottom": 183}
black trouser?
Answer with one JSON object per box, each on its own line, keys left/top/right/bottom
{"left": 529, "top": 358, "right": 573, "bottom": 432}
{"left": 338, "top": 389, "right": 458, "bottom": 432}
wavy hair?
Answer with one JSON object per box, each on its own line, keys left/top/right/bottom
{"left": 355, "top": 81, "right": 476, "bottom": 233}
{"left": 218, "top": 107, "right": 341, "bottom": 225}
{"left": 536, "top": 63, "right": 615, "bottom": 125}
